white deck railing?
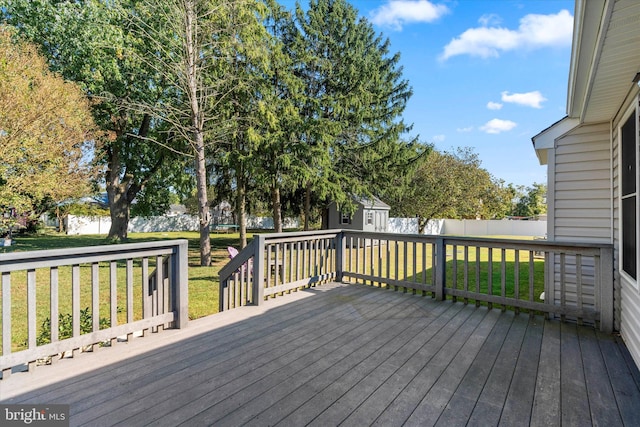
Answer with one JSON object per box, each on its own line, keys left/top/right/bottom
{"left": 0, "top": 240, "right": 189, "bottom": 379}
{"left": 220, "top": 230, "right": 613, "bottom": 333}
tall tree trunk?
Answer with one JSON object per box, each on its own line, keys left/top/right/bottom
{"left": 109, "top": 191, "right": 131, "bottom": 240}
{"left": 418, "top": 216, "right": 428, "bottom": 234}
{"left": 105, "top": 115, "right": 152, "bottom": 242}
{"left": 195, "top": 132, "right": 211, "bottom": 265}
{"left": 272, "top": 185, "right": 282, "bottom": 233}
{"left": 106, "top": 144, "right": 129, "bottom": 241}
{"left": 237, "top": 173, "right": 247, "bottom": 248}
{"left": 304, "top": 181, "right": 311, "bottom": 231}
{"left": 186, "top": 0, "right": 211, "bottom": 265}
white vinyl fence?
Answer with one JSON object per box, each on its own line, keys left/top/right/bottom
{"left": 66, "top": 215, "right": 300, "bottom": 235}
{"left": 388, "top": 218, "right": 546, "bottom": 237}
{"left": 65, "top": 215, "right": 544, "bottom": 237}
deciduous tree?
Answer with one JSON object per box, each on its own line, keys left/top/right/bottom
{"left": 1, "top": 0, "right": 181, "bottom": 242}
{"left": 0, "top": 27, "right": 96, "bottom": 228}
{"left": 387, "top": 148, "right": 511, "bottom": 233}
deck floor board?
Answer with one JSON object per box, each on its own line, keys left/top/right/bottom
{"left": 2, "top": 282, "right": 640, "bottom": 427}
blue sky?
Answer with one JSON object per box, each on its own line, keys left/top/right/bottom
{"left": 289, "top": 0, "right": 575, "bottom": 188}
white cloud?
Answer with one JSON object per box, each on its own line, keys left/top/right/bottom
{"left": 440, "top": 9, "right": 573, "bottom": 60}
{"left": 456, "top": 126, "right": 474, "bottom": 133}
{"left": 478, "top": 14, "right": 502, "bottom": 27}
{"left": 487, "top": 101, "right": 503, "bottom": 110}
{"left": 480, "top": 119, "right": 517, "bottom": 134}
{"left": 370, "top": 0, "right": 449, "bottom": 31}
{"left": 501, "top": 90, "right": 547, "bottom": 108}
{"left": 432, "top": 134, "right": 446, "bottom": 142}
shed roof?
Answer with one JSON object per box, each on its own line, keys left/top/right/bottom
{"left": 354, "top": 196, "right": 390, "bottom": 209}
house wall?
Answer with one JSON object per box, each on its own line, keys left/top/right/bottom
{"left": 551, "top": 122, "right": 612, "bottom": 243}
{"left": 546, "top": 122, "right": 613, "bottom": 324}
{"left": 612, "top": 96, "right": 640, "bottom": 368}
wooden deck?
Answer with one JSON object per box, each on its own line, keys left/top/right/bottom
{"left": 2, "top": 282, "right": 640, "bottom": 426}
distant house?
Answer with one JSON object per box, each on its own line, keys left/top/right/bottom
{"left": 166, "top": 204, "right": 187, "bottom": 216}
{"left": 327, "top": 196, "right": 390, "bottom": 232}
{"left": 532, "top": 0, "right": 640, "bottom": 368}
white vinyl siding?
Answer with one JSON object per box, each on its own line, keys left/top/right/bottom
{"left": 545, "top": 122, "right": 612, "bottom": 323}
{"left": 613, "top": 97, "right": 640, "bottom": 369}
{"left": 552, "top": 122, "right": 612, "bottom": 243}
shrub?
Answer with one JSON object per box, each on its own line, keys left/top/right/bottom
{"left": 36, "top": 308, "right": 110, "bottom": 346}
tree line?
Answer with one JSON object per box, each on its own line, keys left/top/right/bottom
{"left": 0, "top": 0, "right": 545, "bottom": 265}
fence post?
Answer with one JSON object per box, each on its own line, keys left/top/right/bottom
{"left": 435, "top": 237, "right": 445, "bottom": 301}
{"left": 172, "top": 240, "right": 189, "bottom": 328}
{"left": 253, "top": 234, "right": 266, "bottom": 305}
{"left": 335, "top": 231, "right": 344, "bottom": 282}
{"left": 599, "top": 245, "right": 614, "bottom": 333}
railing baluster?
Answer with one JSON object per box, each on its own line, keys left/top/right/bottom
{"left": 72, "top": 265, "right": 80, "bottom": 340}
{"left": 383, "top": 240, "right": 388, "bottom": 288}
{"left": 475, "top": 247, "right": 481, "bottom": 307}
{"left": 576, "top": 254, "right": 583, "bottom": 325}
{"left": 288, "top": 242, "right": 293, "bottom": 285}
{"left": 142, "top": 257, "right": 150, "bottom": 328}
{"left": 560, "top": 253, "right": 566, "bottom": 322}
{"left": 501, "top": 249, "right": 506, "bottom": 312}
{"left": 370, "top": 238, "right": 375, "bottom": 286}
{"left": 529, "top": 251, "right": 535, "bottom": 317}
{"left": 463, "top": 246, "right": 469, "bottom": 304}
{"left": 50, "top": 267, "right": 59, "bottom": 344}
{"left": 157, "top": 256, "right": 164, "bottom": 321}
{"left": 452, "top": 244, "right": 458, "bottom": 302}
{"left": 514, "top": 250, "right": 520, "bottom": 315}
{"left": 432, "top": 243, "right": 437, "bottom": 295}
{"left": 412, "top": 241, "right": 417, "bottom": 290}
{"left": 27, "top": 269, "right": 36, "bottom": 352}
{"left": 394, "top": 240, "right": 399, "bottom": 291}
{"left": 2, "top": 272, "right": 11, "bottom": 378}
{"left": 420, "top": 242, "right": 428, "bottom": 295}
{"left": 267, "top": 244, "right": 273, "bottom": 290}
{"left": 403, "top": 241, "right": 408, "bottom": 291}
{"left": 91, "top": 263, "right": 99, "bottom": 334}
{"left": 487, "top": 247, "right": 493, "bottom": 310}
{"left": 125, "top": 259, "right": 134, "bottom": 339}
{"left": 127, "top": 259, "right": 133, "bottom": 325}
{"left": 71, "top": 264, "right": 80, "bottom": 357}
{"left": 111, "top": 261, "right": 118, "bottom": 330}
{"left": 434, "top": 238, "right": 444, "bottom": 300}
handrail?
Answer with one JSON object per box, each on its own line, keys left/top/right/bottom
{"left": 1, "top": 240, "right": 189, "bottom": 379}
{"left": 219, "top": 230, "right": 614, "bottom": 334}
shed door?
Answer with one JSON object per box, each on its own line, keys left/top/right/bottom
{"left": 375, "top": 211, "right": 387, "bottom": 232}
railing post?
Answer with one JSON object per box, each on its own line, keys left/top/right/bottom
{"left": 435, "top": 237, "right": 445, "bottom": 300}
{"left": 335, "top": 231, "right": 344, "bottom": 282}
{"left": 253, "top": 234, "right": 266, "bottom": 305}
{"left": 599, "top": 246, "right": 614, "bottom": 333}
{"left": 172, "top": 240, "right": 189, "bottom": 329}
